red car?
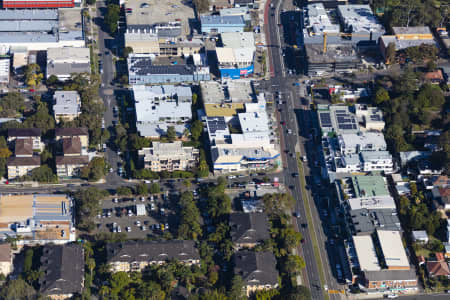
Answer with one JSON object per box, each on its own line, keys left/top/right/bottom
{"left": 281, "top": 121, "right": 286, "bottom": 125}
{"left": 29, "top": 89, "right": 35, "bottom": 92}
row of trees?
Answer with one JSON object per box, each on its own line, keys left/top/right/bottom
{"left": 73, "top": 187, "right": 109, "bottom": 232}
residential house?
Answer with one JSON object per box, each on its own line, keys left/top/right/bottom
{"left": 424, "top": 69, "right": 444, "bottom": 84}
{"left": 0, "top": 243, "right": 12, "bottom": 277}
{"left": 0, "top": 194, "right": 75, "bottom": 244}
{"left": 138, "top": 142, "right": 199, "bottom": 172}
{"left": 106, "top": 240, "right": 200, "bottom": 272}
{"left": 53, "top": 91, "right": 81, "bottom": 123}
{"left": 432, "top": 187, "right": 450, "bottom": 210}
{"left": 412, "top": 230, "right": 429, "bottom": 244}
{"left": 39, "top": 244, "right": 84, "bottom": 300}
{"left": 7, "top": 138, "right": 41, "bottom": 180}
{"left": 7, "top": 128, "right": 43, "bottom": 151}
{"left": 55, "top": 128, "right": 89, "bottom": 152}
{"left": 426, "top": 253, "right": 450, "bottom": 278}
{"left": 230, "top": 212, "right": 270, "bottom": 249}
{"left": 233, "top": 250, "right": 279, "bottom": 296}
{"left": 55, "top": 137, "right": 88, "bottom": 178}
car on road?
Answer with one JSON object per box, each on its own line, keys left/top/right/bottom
{"left": 227, "top": 175, "right": 236, "bottom": 179}
{"left": 281, "top": 121, "right": 286, "bottom": 125}
{"left": 384, "top": 294, "right": 398, "bottom": 299}
{"left": 293, "top": 211, "right": 300, "bottom": 218}
{"left": 301, "top": 223, "right": 308, "bottom": 228}
{"left": 126, "top": 226, "right": 131, "bottom": 232}
{"left": 302, "top": 156, "right": 307, "bottom": 162}
{"left": 301, "top": 238, "right": 305, "bottom": 244}
{"left": 287, "top": 129, "right": 292, "bottom": 134}
{"left": 292, "top": 172, "right": 299, "bottom": 177}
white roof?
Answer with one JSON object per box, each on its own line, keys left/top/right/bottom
{"left": 339, "top": 132, "right": 387, "bottom": 152}
{"left": 348, "top": 195, "right": 396, "bottom": 210}
{"left": 305, "top": 3, "right": 340, "bottom": 34}
{"left": 377, "top": 230, "right": 410, "bottom": 268}
{"left": 412, "top": 230, "right": 428, "bottom": 241}
{"left": 221, "top": 32, "right": 255, "bottom": 49}
{"left": 360, "top": 150, "right": 392, "bottom": 161}
{"left": 216, "top": 47, "right": 254, "bottom": 64}
{"left": 135, "top": 204, "right": 146, "bottom": 216}
{"left": 47, "top": 47, "right": 90, "bottom": 64}
{"left": 238, "top": 111, "right": 269, "bottom": 134}
{"left": 353, "top": 236, "right": 381, "bottom": 271}
{"left": 337, "top": 5, "right": 384, "bottom": 34}
{"left": 53, "top": 91, "right": 80, "bottom": 116}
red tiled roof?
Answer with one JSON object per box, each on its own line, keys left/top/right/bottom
{"left": 424, "top": 69, "right": 444, "bottom": 81}
{"left": 427, "top": 261, "right": 450, "bottom": 277}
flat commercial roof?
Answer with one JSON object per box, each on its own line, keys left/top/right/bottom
{"left": 204, "top": 103, "right": 245, "bottom": 117}
{"left": 353, "top": 236, "right": 381, "bottom": 271}
{"left": 221, "top": 32, "right": 255, "bottom": 49}
{"left": 124, "top": 0, "right": 194, "bottom": 36}
{"left": 47, "top": 47, "right": 90, "bottom": 63}
{"left": 348, "top": 195, "right": 396, "bottom": 210}
{"left": 360, "top": 150, "right": 392, "bottom": 161}
{"left": 392, "top": 26, "right": 432, "bottom": 35}
{"left": 350, "top": 175, "right": 389, "bottom": 198}
{"left": 339, "top": 132, "right": 387, "bottom": 152}
{"left": 200, "top": 15, "right": 245, "bottom": 26}
{"left": 337, "top": 5, "right": 384, "bottom": 34}
{"left": 216, "top": 47, "right": 254, "bottom": 64}
{"left": 377, "top": 230, "right": 410, "bottom": 269}
{"left": 201, "top": 80, "right": 254, "bottom": 104}
{"left": 238, "top": 112, "right": 269, "bottom": 134}
{"left": 0, "top": 9, "right": 58, "bottom": 20}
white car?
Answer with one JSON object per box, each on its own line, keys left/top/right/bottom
{"left": 117, "top": 226, "right": 122, "bottom": 233}
{"left": 228, "top": 175, "right": 236, "bottom": 179}
{"left": 141, "top": 226, "right": 147, "bottom": 231}
{"left": 385, "top": 295, "right": 398, "bottom": 299}
{"left": 140, "top": 197, "right": 145, "bottom": 202}
{"left": 135, "top": 220, "right": 141, "bottom": 226}
{"left": 126, "top": 227, "right": 131, "bottom": 232}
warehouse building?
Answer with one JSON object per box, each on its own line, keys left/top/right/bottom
{"left": 47, "top": 47, "right": 90, "bottom": 81}
{"left": 0, "top": 55, "right": 9, "bottom": 83}
{"left": 0, "top": 194, "right": 75, "bottom": 244}
{"left": 0, "top": 8, "right": 85, "bottom": 52}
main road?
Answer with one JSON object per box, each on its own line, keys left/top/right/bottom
{"left": 264, "top": 0, "right": 342, "bottom": 299}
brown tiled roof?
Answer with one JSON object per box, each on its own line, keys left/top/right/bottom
{"left": 424, "top": 70, "right": 444, "bottom": 81}
{"left": 436, "top": 252, "right": 445, "bottom": 261}
{"left": 7, "top": 156, "right": 40, "bottom": 166}
{"left": 432, "top": 175, "right": 450, "bottom": 187}
{"left": 62, "top": 137, "right": 81, "bottom": 155}
{"left": 55, "top": 127, "right": 88, "bottom": 137}
{"left": 55, "top": 156, "right": 89, "bottom": 165}
{"left": 14, "top": 138, "right": 33, "bottom": 156}
{"left": 0, "top": 243, "right": 11, "bottom": 262}
{"left": 427, "top": 261, "right": 450, "bottom": 276}
{"left": 8, "top": 128, "right": 41, "bottom": 137}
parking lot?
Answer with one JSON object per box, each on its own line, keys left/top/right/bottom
{"left": 94, "top": 193, "right": 174, "bottom": 239}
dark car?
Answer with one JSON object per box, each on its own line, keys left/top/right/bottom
{"left": 293, "top": 211, "right": 300, "bottom": 218}
{"left": 301, "top": 223, "right": 308, "bottom": 228}
{"left": 292, "top": 172, "right": 299, "bottom": 177}
{"left": 301, "top": 238, "right": 305, "bottom": 244}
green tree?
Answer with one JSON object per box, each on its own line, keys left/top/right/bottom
{"left": 190, "top": 120, "right": 203, "bottom": 141}
{"left": 30, "top": 165, "right": 58, "bottom": 183}
{"left": 228, "top": 275, "right": 245, "bottom": 300}
{"left": 286, "top": 285, "right": 312, "bottom": 300}
{"left": 262, "top": 193, "right": 295, "bottom": 216}
{"left": 150, "top": 183, "right": 160, "bottom": 194}
{"left": 136, "top": 182, "right": 148, "bottom": 195}
{"left": 104, "top": 4, "right": 120, "bottom": 35}
{"left": 0, "top": 278, "right": 36, "bottom": 300}
{"left": 117, "top": 186, "right": 133, "bottom": 196}
{"left": 374, "top": 87, "right": 390, "bottom": 105}
{"left": 386, "top": 42, "right": 396, "bottom": 64}
{"left": 284, "top": 254, "right": 306, "bottom": 275}
{"left": 197, "top": 149, "right": 209, "bottom": 177}
{"left": 46, "top": 75, "right": 60, "bottom": 87}
{"left": 81, "top": 157, "right": 107, "bottom": 181}
{"left": 167, "top": 126, "right": 177, "bottom": 142}
{"left": 123, "top": 47, "right": 133, "bottom": 58}
{"left": 0, "top": 92, "right": 25, "bottom": 117}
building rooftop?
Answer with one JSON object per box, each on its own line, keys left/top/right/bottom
{"left": 221, "top": 32, "right": 255, "bottom": 49}
{"left": 128, "top": 54, "right": 201, "bottom": 77}
{"left": 364, "top": 269, "right": 417, "bottom": 281}
{"left": 53, "top": 91, "right": 80, "bottom": 116}
{"left": 348, "top": 195, "right": 396, "bottom": 211}
{"left": 200, "top": 15, "right": 245, "bottom": 26}
{"left": 230, "top": 212, "right": 270, "bottom": 245}
{"left": 392, "top": 26, "right": 432, "bottom": 35}
{"left": 305, "top": 43, "right": 361, "bottom": 64}
{"left": 337, "top": 5, "right": 384, "bottom": 34}
{"left": 350, "top": 175, "right": 389, "bottom": 198}
{"left": 360, "top": 150, "right": 392, "bottom": 162}
{"left": 47, "top": 47, "right": 90, "bottom": 64}
{"left": 234, "top": 250, "right": 278, "bottom": 287}
{"left": 106, "top": 240, "right": 200, "bottom": 263}
{"left": 124, "top": 0, "right": 194, "bottom": 37}
{"left": 353, "top": 235, "right": 381, "bottom": 271}
{"left": 55, "top": 127, "right": 88, "bottom": 137}
{"left": 339, "top": 132, "right": 387, "bottom": 153}
{"left": 8, "top": 128, "right": 41, "bottom": 137}
{"left": 14, "top": 138, "right": 33, "bottom": 156}
{"left": 39, "top": 244, "right": 84, "bottom": 296}
{"left": 318, "top": 105, "right": 359, "bottom": 134}
{"left": 201, "top": 80, "right": 254, "bottom": 104}
{"left": 7, "top": 156, "right": 40, "bottom": 166}
{"left": 205, "top": 116, "right": 230, "bottom": 143}
{"left": 0, "top": 194, "right": 73, "bottom": 242}
{"left": 62, "top": 137, "right": 81, "bottom": 155}
{"left": 0, "top": 8, "right": 58, "bottom": 20}
{"left": 139, "top": 141, "right": 198, "bottom": 162}
{"left": 304, "top": 3, "right": 340, "bottom": 35}
{"left": 238, "top": 111, "right": 269, "bottom": 135}
{"left": 349, "top": 208, "right": 401, "bottom": 234}
{"left": 216, "top": 47, "right": 254, "bottom": 65}
{"left": 55, "top": 155, "right": 89, "bottom": 165}
{"left": 132, "top": 85, "right": 192, "bottom": 126}
{"left": 377, "top": 230, "right": 410, "bottom": 269}
{"left": 412, "top": 230, "right": 429, "bottom": 241}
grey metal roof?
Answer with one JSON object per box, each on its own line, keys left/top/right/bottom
{"left": 47, "top": 63, "right": 90, "bottom": 77}
{"left": 234, "top": 250, "right": 279, "bottom": 286}
{"left": 0, "top": 20, "right": 58, "bottom": 32}
{"left": 364, "top": 269, "right": 417, "bottom": 281}
{"left": 0, "top": 9, "right": 58, "bottom": 20}
{"left": 200, "top": 15, "right": 245, "bottom": 26}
